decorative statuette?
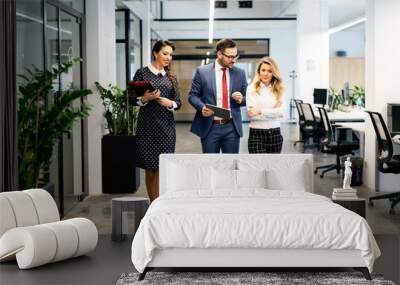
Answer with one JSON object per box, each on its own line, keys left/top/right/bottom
{"left": 343, "top": 157, "right": 352, "bottom": 190}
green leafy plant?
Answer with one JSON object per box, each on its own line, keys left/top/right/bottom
{"left": 95, "top": 82, "right": 139, "bottom": 135}
{"left": 349, "top": 85, "right": 365, "bottom": 107}
{"left": 18, "top": 59, "right": 92, "bottom": 189}
{"left": 329, "top": 87, "right": 343, "bottom": 111}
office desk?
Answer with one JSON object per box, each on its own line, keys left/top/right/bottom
{"left": 314, "top": 108, "right": 366, "bottom": 122}
{"left": 339, "top": 122, "right": 365, "bottom": 133}
{"left": 339, "top": 124, "right": 400, "bottom": 157}
{"left": 339, "top": 122, "right": 365, "bottom": 157}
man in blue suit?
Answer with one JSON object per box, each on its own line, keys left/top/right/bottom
{"left": 188, "top": 38, "right": 247, "bottom": 153}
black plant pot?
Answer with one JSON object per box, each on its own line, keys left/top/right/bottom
{"left": 102, "top": 135, "right": 140, "bottom": 193}
{"left": 42, "top": 182, "right": 55, "bottom": 197}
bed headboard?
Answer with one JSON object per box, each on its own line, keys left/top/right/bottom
{"left": 159, "top": 154, "right": 314, "bottom": 195}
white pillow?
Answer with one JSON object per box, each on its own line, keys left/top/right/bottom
{"left": 266, "top": 163, "right": 306, "bottom": 191}
{"left": 236, "top": 169, "right": 267, "bottom": 189}
{"left": 237, "top": 159, "right": 307, "bottom": 191}
{"left": 212, "top": 168, "right": 237, "bottom": 190}
{"left": 167, "top": 162, "right": 211, "bottom": 191}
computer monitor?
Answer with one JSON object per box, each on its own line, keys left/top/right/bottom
{"left": 342, "top": 82, "right": 350, "bottom": 102}
{"left": 387, "top": 103, "right": 400, "bottom": 134}
{"left": 313, "top": 88, "right": 328, "bottom": 106}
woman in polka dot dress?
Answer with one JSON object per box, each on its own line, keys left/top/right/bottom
{"left": 132, "top": 40, "right": 181, "bottom": 202}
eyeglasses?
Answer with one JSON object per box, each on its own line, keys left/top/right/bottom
{"left": 221, "top": 52, "right": 240, "bottom": 61}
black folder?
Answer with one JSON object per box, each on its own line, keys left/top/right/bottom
{"left": 128, "top": 81, "right": 155, "bottom": 96}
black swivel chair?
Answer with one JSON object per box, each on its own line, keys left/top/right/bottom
{"left": 366, "top": 111, "right": 400, "bottom": 215}
{"left": 314, "top": 107, "right": 359, "bottom": 178}
{"left": 297, "top": 103, "right": 321, "bottom": 151}
{"left": 293, "top": 99, "right": 304, "bottom": 147}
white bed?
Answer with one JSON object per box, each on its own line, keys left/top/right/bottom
{"left": 131, "top": 154, "right": 380, "bottom": 280}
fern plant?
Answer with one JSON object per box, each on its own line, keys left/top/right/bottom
{"left": 95, "top": 82, "right": 139, "bottom": 135}
{"left": 18, "top": 59, "right": 92, "bottom": 189}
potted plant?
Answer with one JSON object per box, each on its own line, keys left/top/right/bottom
{"left": 18, "top": 59, "right": 92, "bottom": 191}
{"left": 329, "top": 87, "right": 343, "bottom": 111}
{"left": 95, "top": 82, "right": 140, "bottom": 193}
{"left": 349, "top": 85, "right": 365, "bottom": 108}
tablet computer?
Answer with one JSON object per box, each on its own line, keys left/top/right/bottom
{"left": 205, "top": 104, "right": 231, "bottom": 119}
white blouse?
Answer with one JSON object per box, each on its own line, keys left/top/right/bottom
{"left": 246, "top": 83, "right": 284, "bottom": 130}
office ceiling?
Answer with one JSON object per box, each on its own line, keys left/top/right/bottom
{"left": 327, "top": 0, "right": 365, "bottom": 27}
{"left": 152, "top": 0, "right": 365, "bottom": 28}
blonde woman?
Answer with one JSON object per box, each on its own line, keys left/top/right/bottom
{"left": 246, "top": 57, "right": 285, "bottom": 153}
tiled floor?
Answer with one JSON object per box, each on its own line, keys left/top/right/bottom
{"left": 2, "top": 123, "right": 399, "bottom": 285}
{"left": 62, "top": 122, "right": 400, "bottom": 284}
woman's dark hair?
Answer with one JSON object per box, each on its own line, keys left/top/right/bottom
{"left": 152, "top": 40, "right": 177, "bottom": 99}
{"left": 216, "top": 38, "right": 237, "bottom": 53}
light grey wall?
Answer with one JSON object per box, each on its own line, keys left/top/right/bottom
{"left": 85, "top": 0, "right": 116, "bottom": 195}
{"left": 330, "top": 29, "right": 365, "bottom": 57}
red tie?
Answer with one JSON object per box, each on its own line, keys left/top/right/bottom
{"left": 222, "top": 68, "right": 228, "bottom": 109}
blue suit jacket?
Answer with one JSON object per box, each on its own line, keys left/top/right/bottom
{"left": 188, "top": 63, "right": 247, "bottom": 139}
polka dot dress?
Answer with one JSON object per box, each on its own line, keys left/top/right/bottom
{"left": 133, "top": 67, "right": 181, "bottom": 170}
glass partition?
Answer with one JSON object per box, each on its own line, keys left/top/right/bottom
{"left": 60, "top": 10, "right": 83, "bottom": 214}
{"left": 16, "top": 0, "right": 44, "bottom": 80}
{"left": 115, "top": 9, "right": 142, "bottom": 89}
{"left": 16, "top": 0, "right": 85, "bottom": 217}
{"left": 59, "top": 0, "right": 85, "bottom": 14}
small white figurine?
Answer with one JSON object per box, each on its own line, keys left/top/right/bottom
{"left": 343, "top": 157, "right": 352, "bottom": 189}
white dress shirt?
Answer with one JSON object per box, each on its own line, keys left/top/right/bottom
{"left": 246, "top": 82, "right": 285, "bottom": 129}
{"left": 137, "top": 64, "right": 177, "bottom": 111}
{"left": 214, "top": 60, "right": 231, "bottom": 110}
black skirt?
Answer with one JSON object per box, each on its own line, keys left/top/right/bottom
{"left": 248, "top": 127, "right": 283, "bottom": 153}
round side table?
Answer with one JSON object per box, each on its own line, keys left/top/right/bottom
{"left": 111, "top": 197, "right": 149, "bottom": 242}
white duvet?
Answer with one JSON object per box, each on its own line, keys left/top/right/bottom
{"left": 131, "top": 190, "right": 380, "bottom": 273}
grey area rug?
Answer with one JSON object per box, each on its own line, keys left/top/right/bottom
{"left": 116, "top": 272, "right": 396, "bottom": 285}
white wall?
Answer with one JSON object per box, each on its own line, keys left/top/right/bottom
{"left": 152, "top": 20, "right": 297, "bottom": 119}
{"left": 296, "top": 0, "right": 329, "bottom": 104}
{"left": 330, "top": 29, "right": 365, "bottom": 57}
{"left": 264, "top": 27, "right": 297, "bottom": 117}
{"left": 364, "top": 0, "right": 400, "bottom": 190}
{"left": 85, "top": 0, "right": 116, "bottom": 195}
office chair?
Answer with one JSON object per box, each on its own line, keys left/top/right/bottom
{"left": 293, "top": 99, "right": 304, "bottom": 147}
{"left": 366, "top": 111, "right": 400, "bottom": 215}
{"left": 314, "top": 107, "right": 359, "bottom": 178}
{"left": 297, "top": 103, "right": 321, "bottom": 152}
